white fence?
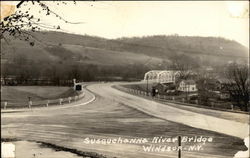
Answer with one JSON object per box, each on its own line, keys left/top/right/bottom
{"left": 1, "top": 92, "right": 85, "bottom": 109}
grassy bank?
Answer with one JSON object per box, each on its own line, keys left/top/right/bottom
{"left": 1, "top": 86, "right": 78, "bottom": 108}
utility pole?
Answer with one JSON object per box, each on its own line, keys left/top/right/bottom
{"left": 146, "top": 75, "right": 149, "bottom": 96}
{"left": 178, "top": 136, "right": 182, "bottom": 158}
{"left": 185, "top": 84, "right": 188, "bottom": 102}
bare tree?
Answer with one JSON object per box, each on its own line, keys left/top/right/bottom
{"left": 225, "top": 63, "right": 249, "bottom": 111}
{"left": 169, "top": 54, "right": 199, "bottom": 81}
{"left": 0, "top": 1, "right": 79, "bottom": 46}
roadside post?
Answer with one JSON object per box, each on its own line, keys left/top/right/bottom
{"left": 68, "top": 97, "right": 71, "bottom": 103}
{"left": 46, "top": 100, "right": 49, "bottom": 107}
{"left": 28, "top": 100, "right": 32, "bottom": 108}
{"left": 4, "top": 101, "right": 8, "bottom": 109}
{"left": 28, "top": 97, "right": 32, "bottom": 108}
{"left": 231, "top": 104, "right": 234, "bottom": 110}
{"left": 59, "top": 98, "right": 63, "bottom": 105}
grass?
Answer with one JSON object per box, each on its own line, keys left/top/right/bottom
{"left": 1, "top": 86, "right": 77, "bottom": 108}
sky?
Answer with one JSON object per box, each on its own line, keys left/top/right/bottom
{"left": 1, "top": 1, "right": 249, "bottom": 48}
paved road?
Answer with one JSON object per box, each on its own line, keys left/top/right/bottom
{"left": 1, "top": 83, "right": 249, "bottom": 158}
{"left": 90, "top": 83, "right": 249, "bottom": 139}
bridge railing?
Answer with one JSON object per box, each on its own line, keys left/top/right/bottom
{"left": 113, "top": 85, "right": 246, "bottom": 113}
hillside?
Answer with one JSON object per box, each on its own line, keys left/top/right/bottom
{"left": 117, "top": 35, "right": 249, "bottom": 65}
{"left": 1, "top": 31, "right": 248, "bottom": 65}
{"left": 1, "top": 32, "right": 163, "bottom": 67}
{"left": 1, "top": 31, "right": 249, "bottom": 82}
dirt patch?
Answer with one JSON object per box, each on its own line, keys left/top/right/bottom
{"left": 1, "top": 138, "right": 110, "bottom": 158}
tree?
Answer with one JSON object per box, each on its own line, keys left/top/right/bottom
{"left": 1, "top": 1, "right": 79, "bottom": 46}
{"left": 196, "top": 77, "right": 219, "bottom": 106}
{"left": 169, "top": 54, "right": 199, "bottom": 82}
{"left": 225, "top": 63, "right": 249, "bottom": 111}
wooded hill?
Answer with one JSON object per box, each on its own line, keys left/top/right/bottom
{"left": 1, "top": 31, "right": 248, "bottom": 83}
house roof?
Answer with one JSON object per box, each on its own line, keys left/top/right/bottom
{"left": 145, "top": 70, "right": 180, "bottom": 75}
{"left": 181, "top": 80, "right": 196, "bottom": 85}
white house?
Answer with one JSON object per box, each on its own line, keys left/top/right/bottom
{"left": 144, "top": 70, "right": 180, "bottom": 83}
{"left": 178, "top": 80, "right": 197, "bottom": 92}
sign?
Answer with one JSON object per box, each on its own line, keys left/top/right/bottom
{"left": 75, "top": 85, "right": 82, "bottom": 91}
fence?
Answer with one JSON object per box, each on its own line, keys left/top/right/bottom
{"left": 1, "top": 92, "right": 85, "bottom": 109}
{"left": 113, "top": 85, "right": 239, "bottom": 112}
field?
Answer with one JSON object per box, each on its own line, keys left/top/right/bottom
{"left": 1, "top": 86, "right": 77, "bottom": 108}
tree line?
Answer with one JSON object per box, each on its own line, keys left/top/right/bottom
{"left": 1, "top": 57, "right": 150, "bottom": 86}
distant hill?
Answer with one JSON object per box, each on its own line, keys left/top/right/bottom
{"left": 117, "top": 35, "right": 249, "bottom": 64}
{"left": 1, "top": 31, "right": 248, "bottom": 67}
{"left": 1, "top": 32, "right": 163, "bottom": 67}
{"left": 1, "top": 31, "right": 249, "bottom": 83}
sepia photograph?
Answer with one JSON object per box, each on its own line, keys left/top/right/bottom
{"left": 1, "top": 1, "right": 249, "bottom": 158}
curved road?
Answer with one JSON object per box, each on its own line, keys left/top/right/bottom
{"left": 89, "top": 83, "right": 249, "bottom": 139}
{"left": 1, "top": 82, "right": 249, "bottom": 158}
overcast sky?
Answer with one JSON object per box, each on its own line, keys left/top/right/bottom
{"left": 4, "top": 1, "right": 249, "bottom": 47}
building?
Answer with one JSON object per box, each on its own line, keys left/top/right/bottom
{"left": 144, "top": 70, "right": 180, "bottom": 83}
{"left": 153, "top": 82, "right": 176, "bottom": 94}
{"left": 178, "top": 80, "right": 197, "bottom": 92}
{"left": 196, "top": 78, "right": 233, "bottom": 100}
{"left": 214, "top": 78, "right": 235, "bottom": 99}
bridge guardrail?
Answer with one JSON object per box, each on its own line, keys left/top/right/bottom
{"left": 113, "top": 85, "right": 249, "bottom": 115}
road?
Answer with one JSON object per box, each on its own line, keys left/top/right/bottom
{"left": 93, "top": 83, "right": 249, "bottom": 139}
{"left": 1, "top": 83, "right": 249, "bottom": 158}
